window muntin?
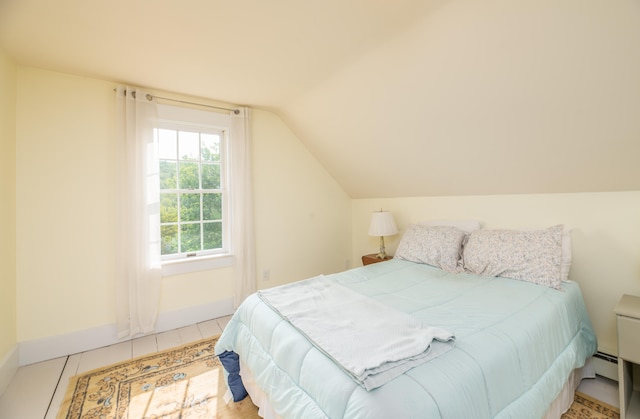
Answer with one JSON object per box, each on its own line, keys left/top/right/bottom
{"left": 158, "top": 126, "right": 227, "bottom": 260}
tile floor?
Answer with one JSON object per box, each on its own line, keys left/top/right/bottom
{"left": 0, "top": 315, "right": 232, "bottom": 419}
{"left": 0, "top": 315, "right": 621, "bottom": 419}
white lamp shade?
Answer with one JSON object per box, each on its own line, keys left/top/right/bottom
{"left": 368, "top": 211, "right": 398, "bottom": 237}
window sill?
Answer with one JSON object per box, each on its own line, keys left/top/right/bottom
{"left": 161, "top": 254, "right": 234, "bottom": 277}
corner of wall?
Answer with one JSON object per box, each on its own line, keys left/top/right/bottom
{"left": 0, "top": 48, "right": 18, "bottom": 395}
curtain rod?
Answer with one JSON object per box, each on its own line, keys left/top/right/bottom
{"left": 115, "top": 88, "right": 240, "bottom": 114}
{"left": 154, "top": 95, "right": 240, "bottom": 115}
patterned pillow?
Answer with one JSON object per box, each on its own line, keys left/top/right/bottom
{"left": 394, "top": 225, "right": 467, "bottom": 272}
{"left": 421, "top": 220, "right": 482, "bottom": 233}
{"left": 560, "top": 227, "right": 572, "bottom": 281}
{"left": 462, "top": 225, "right": 564, "bottom": 289}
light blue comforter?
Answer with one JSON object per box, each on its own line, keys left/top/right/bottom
{"left": 258, "top": 275, "right": 455, "bottom": 391}
{"left": 215, "top": 259, "right": 597, "bottom": 419}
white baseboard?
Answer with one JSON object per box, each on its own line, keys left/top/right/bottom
{"left": 0, "top": 345, "right": 18, "bottom": 396}
{"left": 18, "top": 299, "right": 234, "bottom": 366}
{"left": 155, "top": 298, "right": 233, "bottom": 333}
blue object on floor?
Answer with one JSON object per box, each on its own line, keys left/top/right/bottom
{"left": 218, "top": 350, "right": 248, "bottom": 402}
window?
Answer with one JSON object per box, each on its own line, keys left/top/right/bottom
{"left": 158, "top": 127, "right": 226, "bottom": 259}
{"left": 156, "top": 104, "right": 233, "bottom": 274}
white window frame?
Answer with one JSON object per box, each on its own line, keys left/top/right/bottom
{"left": 156, "top": 104, "right": 234, "bottom": 276}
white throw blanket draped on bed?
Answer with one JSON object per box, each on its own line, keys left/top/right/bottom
{"left": 258, "top": 275, "right": 455, "bottom": 390}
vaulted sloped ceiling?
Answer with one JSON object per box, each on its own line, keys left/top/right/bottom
{"left": 1, "top": 0, "right": 639, "bottom": 198}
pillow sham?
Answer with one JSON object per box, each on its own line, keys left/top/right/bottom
{"left": 462, "top": 224, "right": 564, "bottom": 289}
{"left": 420, "top": 219, "right": 482, "bottom": 233}
{"left": 394, "top": 224, "right": 467, "bottom": 272}
{"left": 560, "top": 227, "right": 572, "bottom": 281}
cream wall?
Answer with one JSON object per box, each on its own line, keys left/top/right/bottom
{"left": 10, "top": 64, "right": 638, "bottom": 369}
{"left": 15, "top": 67, "right": 352, "bottom": 353}
{"left": 252, "top": 109, "right": 352, "bottom": 288}
{"left": 353, "top": 193, "right": 640, "bottom": 355}
{"left": 0, "top": 50, "right": 17, "bottom": 389}
{"left": 16, "top": 68, "right": 117, "bottom": 342}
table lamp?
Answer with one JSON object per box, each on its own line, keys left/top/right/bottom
{"left": 368, "top": 210, "right": 398, "bottom": 259}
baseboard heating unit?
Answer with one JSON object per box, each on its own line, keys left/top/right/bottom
{"left": 593, "top": 351, "right": 618, "bottom": 381}
{"left": 594, "top": 351, "right": 618, "bottom": 364}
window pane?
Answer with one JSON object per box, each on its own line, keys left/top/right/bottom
{"left": 179, "top": 162, "right": 199, "bottom": 189}
{"left": 160, "top": 193, "right": 178, "bottom": 223}
{"left": 201, "top": 133, "right": 220, "bottom": 162}
{"left": 179, "top": 131, "right": 200, "bottom": 160}
{"left": 161, "top": 225, "right": 178, "bottom": 255}
{"left": 159, "top": 161, "right": 177, "bottom": 189}
{"left": 204, "top": 222, "right": 222, "bottom": 250}
{"left": 158, "top": 129, "right": 177, "bottom": 160}
{"left": 181, "top": 224, "right": 201, "bottom": 252}
{"left": 180, "top": 193, "right": 201, "bottom": 222}
{"left": 203, "top": 193, "right": 222, "bottom": 221}
{"left": 202, "top": 163, "right": 220, "bottom": 189}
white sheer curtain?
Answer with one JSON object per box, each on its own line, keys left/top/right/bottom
{"left": 115, "top": 86, "right": 162, "bottom": 339}
{"left": 229, "top": 107, "right": 256, "bottom": 307}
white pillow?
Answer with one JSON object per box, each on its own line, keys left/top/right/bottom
{"left": 462, "top": 225, "right": 564, "bottom": 289}
{"left": 394, "top": 225, "right": 467, "bottom": 272}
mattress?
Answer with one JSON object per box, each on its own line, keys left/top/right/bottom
{"left": 215, "top": 259, "right": 597, "bottom": 419}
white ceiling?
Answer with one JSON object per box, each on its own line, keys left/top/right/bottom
{"left": 2, "top": 0, "right": 639, "bottom": 198}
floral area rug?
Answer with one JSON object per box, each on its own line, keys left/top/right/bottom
{"left": 562, "top": 391, "right": 620, "bottom": 419}
{"left": 56, "top": 335, "right": 618, "bottom": 419}
{"left": 56, "top": 337, "right": 259, "bottom": 419}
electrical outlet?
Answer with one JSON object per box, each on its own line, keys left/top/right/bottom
{"left": 262, "top": 269, "right": 270, "bottom": 281}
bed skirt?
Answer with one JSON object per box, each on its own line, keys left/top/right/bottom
{"left": 543, "top": 357, "right": 596, "bottom": 419}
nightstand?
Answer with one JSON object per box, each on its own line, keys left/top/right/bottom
{"left": 362, "top": 254, "right": 392, "bottom": 266}
{"left": 615, "top": 294, "right": 640, "bottom": 418}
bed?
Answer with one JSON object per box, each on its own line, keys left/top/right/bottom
{"left": 215, "top": 224, "right": 598, "bottom": 419}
